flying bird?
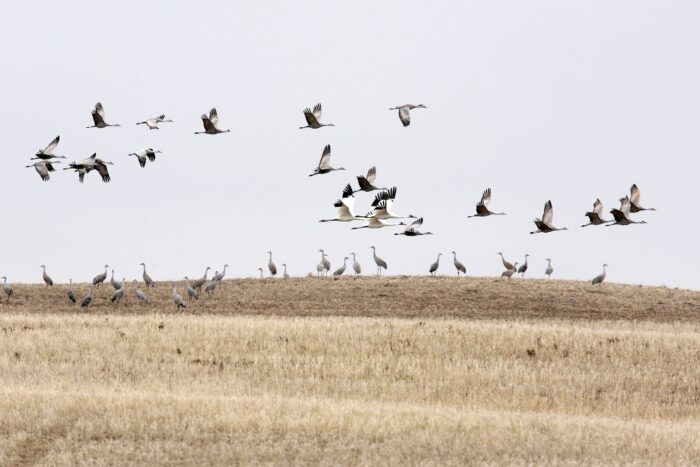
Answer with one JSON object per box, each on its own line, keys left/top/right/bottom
{"left": 530, "top": 201, "right": 568, "bottom": 234}
{"left": 355, "top": 166, "right": 386, "bottom": 193}
{"left": 395, "top": 217, "right": 433, "bottom": 236}
{"left": 368, "top": 188, "right": 416, "bottom": 220}
{"left": 194, "top": 108, "right": 230, "bottom": 134}
{"left": 64, "top": 154, "right": 113, "bottom": 183}
{"left": 86, "top": 102, "right": 120, "bottom": 128}
{"left": 26, "top": 161, "right": 60, "bottom": 181}
{"left": 32, "top": 136, "right": 66, "bottom": 160}
{"left": 320, "top": 184, "right": 366, "bottom": 223}
{"left": 581, "top": 198, "right": 611, "bottom": 227}
{"left": 309, "top": 145, "right": 345, "bottom": 176}
{"left": 629, "top": 184, "right": 656, "bottom": 213}
{"left": 607, "top": 196, "right": 647, "bottom": 227}
{"left": 128, "top": 148, "right": 162, "bottom": 168}
{"left": 467, "top": 188, "right": 506, "bottom": 218}
{"left": 389, "top": 104, "right": 426, "bottom": 127}
{"left": 136, "top": 114, "right": 173, "bottom": 130}
{"left": 299, "top": 103, "right": 334, "bottom": 129}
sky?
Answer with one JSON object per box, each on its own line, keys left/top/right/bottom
{"left": 1, "top": 1, "right": 698, "bottom": 289}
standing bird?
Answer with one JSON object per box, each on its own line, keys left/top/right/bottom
{"left": 110, "top": 279, "right": 126, "bottom": 304}
{"left": 32, "top": 135, "right": 67, "bottom": 161}
{"left": 80, "top": 287, "right": 94, "bottom": 308}
{"left": 171, "top": 284, "right": 187, "bottom": 309}
{"left": 110, "top": 269, "right": 121, "bottom": 290}
{"left": 140, "top": 263, "right": 155, "bottom": 288}
{"left": 128, "top": 148, "right": 162, "bottom": 168}
{"left": 545, "top": 259, "right": 554, "bottom": 278}
{"left": 467, "top": 188, "right": 506, "bottom": 218}
{"left": 530, "top": 201, "right": 568, "bottom": 234}
{"left": 395, "top": 217, "right": 433, "bottom": 236}
{"left": 93, "top": 265, "right": 109, "bottom": 288}
{"left": 351, "top": 253, "right": 361, "bottom": 275}
{"left": 429, "top": 253, "right": 442, "bottom": 276}
{"left": 607, "top": 197, "right": 647, "bottom": 227}
{"left": 184, "top": 277, "right": 199, "bottom": 301}
{"left": 267, "top": 251, "right": 277, "bottom": 277}
{"left": 282, "top": 264, "right": 290, "bottom": 279}
{"left": 309, "top": 144, "right": 345, "bottom": 176}
{"left": 134, "top": 281, "right": 148, "bottom": 304}
{"left": 517, "top": 254, "right": 530, "bottom": 278}
{"left": 389, "top": 104, "right": 427, "bottom": 127}
{"left": 629, "top": 184, "right": 656, "bottom": 213}
{"left": 1, "top": 277, "right": 13, "bottom": 303}
{"left": 299, "top": 103, "right": 334, "bottom": 129}
{"left": 26, "top": 161, "right": 61, "bottom": 181}
{"left": 136, "top": 114, "right": 173, "bottom": 130}
{"left": 257, "top": 268, "right": 264, "bottom": 278}
{"left": 354, "top": 166, "right": 386, "bottom": 193}
{"left": 497, "top": 253, "right": 514, "bottom": 271}
{"left": 581, "top": 198, "right": 611, "bottom": 227}
{"left": 67, "top": 279, "right": 77, "bottom": 304}
{"left": 370, "top": 246, "right": 388, "bottom": 276}
{"left": 86, "top": 102, "right": 120, "bottom": 128}
{"left": 194, "top": 108, "right": 230, "bottom": 134}
{"left": 212, "top": 265, "right": 229, "bottom": 282}
{"left": 320, "top": 184, "right": 365, "bottom": 223}
{"left": 333, "top": 257, "right": 349, "bottom": 276}
{"left": 204, "top": 280, "right": 219, "bottom": 298}
{"left": 451, "top": 251, "right": 466, "bottom": 276}
{"left": 592, "top": 264, "right": 608, "bottom": 286}
{"left": 317, "top": 250, "right": 331, "bottom": 277}
{"left": 191, "top": 267, "right": 212, "bottom": 292}
{"left": 40, "top": 265, "right": 54, "bottom": 286}
{"left": 502, "top": 263, "right": 518, "bottom": 279}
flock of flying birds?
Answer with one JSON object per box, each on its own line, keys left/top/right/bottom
{"left": 13, "top": 100, "right": 657, "bottom": 307}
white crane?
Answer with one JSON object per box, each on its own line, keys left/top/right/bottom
{"left": 581, "top": 198, "right": 611, "bottom": 227}
{"left": 140, "top": 263, "right": 155, "bottom": 287}
{"left": 171, "top": 284, "right": 187, "bottom": 309}
{"left": 128, "top": 148, "right": 162, "bottom": 168}
{"left": 191, "top": 267, "right": 212, "bottom": 292}
{"left": 333, "top": 257, "right": 349, "bottom": 276}
{"left": 354, "top": 166, "right": 386, "bottom": 193}
{"left": 368, "top": 188, "right": 416, "bottom": 220}
{"left": 370, "top": 246, "right": 388, "bottom": 276}
{"left": 1, "top": 277, "right": 13, "bottom": 303}
{"left": 80, "top": 287, "right": 95, "bottom": 308}
{"left": 184, "top": 277, "right": 199, "bottom": 301}
{"left": 64, "top": 153, "right": 114, "bottom": 183}
{"left": 212, "top": 265, "right": 228, "bottom": 282}
{"left": 319, "top": 184, "right": 366, "bottom": 223}
{"left": 545, "top": 259, "right": 554, "bottom": 278}
{"left": 134, "top": 281, "right": 148, "bottom": 304}
{"left": 309, "top": 144, "right": 345, "bottom": 176}
{"left": 429, "top": 253, "right": 442, "bottom": 276}
{"left": 530, "top": 200, "right": 568, "bottom": 234}
{"left": 40, "top": 265, "right": 54, "bottom": 286}
{"left": 467, "top": 188, "right": 506, "bottom": 218}
{"left": 92, "top": 265, "right": 109, "bottom": 288}
{"left": 194, "top": 108, "right": 230, "bottom": 134}
{"left": 395, "top": 217, "right": 433, "bottom": 236}
{"left": 32, "top": 136, "right": 67, "bottom": 161}
{"left": 502, "top": 263, "right": 518, "bottom": 279}
{"left": 67, "top": 279, "right": 76, "bottom": 304}
{"left": 110, "top": 269, "right": 121, "bottom": 290}
{"left": 86, "top": 102, "right": 120, "bottom": 128}
{"left": 607, "top": 196, "right": 647, "bottom": 227}
{"left": 299, "top": 103, "right": 334, "bottom": 129}
{"left": 451, "top": 251, "right": 466, "bottom": 276}
{"left": 136, "top": 114, "right": 173, "bottom": 130}
{"left": 267, "top": 251, "right": 277, "bottom": 276}
{"left": 26, "top": 161, "right": 61, "bottom": 181}
{"left": 352, "top": 215, "right": 401, "bottom": 230}
{"left": 110, "top": 279, "right": 126, "bottom": 304}
{"left": 592, "top": 264, "right": 608, "bottom": 286}
{"left": 629, "top": 184, "right": 656, "bottom": 213}
{"left": 517, "top": 254, "right": 529, "bottom": 278}
{"left": 497, "top": 253, "right": 514, "bottom": 271}
{"left": 389, "top": 104, "right": 426, "bottom": 127}
{"left": 351, "top": 253, "right": 361, "bottom": 275}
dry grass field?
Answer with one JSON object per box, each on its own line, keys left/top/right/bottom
{"left": 1, "top": 277, "right": 699, "bottom": 465}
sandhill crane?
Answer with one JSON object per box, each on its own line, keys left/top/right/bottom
{"left": 530, "top": 200, "right": 568, "bottom": 234}
{"left": 257, "top": 268, "right": 264, "bottom": 278}
{"left": 267, "top": 251, "right": 277, "bottom": 276}
{"left": 581, "top": 198, "right": 611, "bottom": 227}
{"left": 184, "top": 277, "right": 199, "bottom": 301}
{"left": 333, "top": 257, "right": 349, "bottom": 276}
{"left": 545, "top": 259, "right": 554, "bottom": 278}
{"left": 26, "top": 161, "right": 61, "bottom": 181}
{"left": 370, "top": 246, "right": 388, "bottom": 276}
{"left": 195, "top": 108, "right": 230, "bottom": 134}
{"left": 451, "top": 251, "right": 466, "bottom": 276}
{"left": 171, "top": 284, "right": 186, "bottom": 309}
{"left": 317, "top": 250, "right": 331, "bottom": 276}
{"left": 129, "top": 148, "right": 162, "bottom": 168}
{"left": 502, "top": 263, "right": 518, "bottom": 279}
{"left": 468, "top": 188, "right": 506, "bottom": 218}
{"left": 389, "top": 104, "right": 426, "bottom": 127}
{"left": 86, "top": 102, "right": 120, "bottom": 128}
{"left": 212, "top": 265, "right": 228, "bottom": 282}
{"left": 299, "top": 103, "right": 334, "bottom": 129}
{"left": 369, "top": 188, "right": 416, "bottom": 220}
{"left": 607, "top": 196, "right": 647, "bottom": 227}
{"left": 80, "top": 287, "right": 94, "bottom": 308}
{"left": 67, "top": 279, "right": 76, "bottom": 304}
{"left": 93, "top": 265, "right": 109, "bottom": 288}
{"left": 110, "top": 269, "right": 121, "bottom": 290}
{"left": 32, "top": 135, "right": 67, "bottom": 161}
{"left": 429, "top": 253, "right": 442, "bottom": 276}
{"left": 205, "top": 279, "right": 219, "bottom": 298}
{"left": 351, "top": 253, "right": 361, "bottom": 275}
{"left": 629, "top": 184, "right": 656, "bottom": 213}
{"left": 140, "top": 263, "right": 155, "bottom": 287}
{"left": 320, "top": 184, "right": 365, "bottom": 223}
{"left": 352, "top": 215, "right": 401, "bottom": 230}
{"left": 282, "top": 264, "right": 290, "bottom": 279}
{"left": 111, "top": 279, "right": 126, "bottom": 304}
{"left": 592, "top": 264, "right": 608, "bottom": 286}
{"left": 517, "top": 254, "right": 530, "bottom": 278}
{"left": 1, "top": 277, "right": 13, "bottom": 303}
{"left": 395, "top": 217, "right": 433, "bottom": 236}
{"left": 309, "top": 144, "right": 345, "bottom": 176}
{"left": 355, "top": 166, "right": 386, "bottom": 193}
{"left": 133, "top": 281, "right": 148, "bottom": 304}
{"left": 40, "top": 265, "right": 53, "bottom": 286}
{"left": 497, "top": 253, "right": 514, "bottom": 271}
{"left": 191, "top": 267, "right": 211, "bottom": 291}
{"left": 136, "top": 114, "right": 173, "bottom": 130}
{"left": 64, "top": 154, "right": 113, "bottom": 183}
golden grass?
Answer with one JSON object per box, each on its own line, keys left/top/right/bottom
{"left": 1, "top": 301, "right": 700, "bottom": 464}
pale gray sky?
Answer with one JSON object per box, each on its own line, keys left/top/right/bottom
{"left": 1, "top": 1, "right": 698, "bottom": 289}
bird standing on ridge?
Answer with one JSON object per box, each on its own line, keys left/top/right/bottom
{"left": 429, "top": 253, "right": 442, "bottom": 276}
{"left": 80, "top": 287, "right": 94, "bottom": 308}
{"left": 531, "top": 200, "right": 568, "bottom": 234}
{"left": 351, "top": 253, "right": 361, "bottom": 275}
{"left": 451, "top": 251, "right": 466, "bottom": 276}
{"left": 498, "top": 252, "right": 514, "bottom": 271}
{"left": 191, "top": 267, "right": 211, "bottom": 292}
{"left": 370, "top": 246, "right": 388, "bottom": 276}
{"left": 545, "top": 259, "right": 554, "bottom": 278}
{"left": 257, "top": 268, "right": 264, "bottom": 279}
{"left": 110, "top": 269, "right": 121, "bottom": 290}
{"left": 467, "top": 188, "right": 506, "bottom": 218}
{"left": 299, "top": 103, "right": 334, "bottom": 129}
{"left": 317, "top": 250, "right": 331, "bottom": 277}
{"left": 267, "top": 251, "right": 277, "bottom": 277}
{"left": 592, "top": 264, "right": 608, "bottom": 286}
{"left": 517, "top": 254, "right": 529, "bottom": 278}
{"left": 40, "top": 265, "right": 53, "bottom": 286}
{"left": 92, "top": 265, "right": 109, "bottom": 288}
{"left": 502, "top": 263, "right": 518, "bottom": 279}
{"left": 333, "top": 257, "right": 349, "bottom": 276}
{"left": 205, "top": 279, "right": 219, "bottom": 298}
{"left": 1, "top": 277, "right": 13, "bottom": 303}
{"left": 389, "top": 104, "right": 426, "bottom": 127}
{"left": 184, "top": 277, "right": 199, "bottom": 301}
{"left": 134, "top": 281, "right": 148, "bottom": 304}
{"left": 309, "top": 144, "right": 345, "bottom": 176}
{"left": 212, "top": 265, "right": 228, "bottom": 282}
{"left": 282, "top": 264, "right": 290, "bottom": 279}
{"left": 111, "top": 279, "right": 126, "bottom": 304}
{"left": 194, "top": 108, "right": 230, "bottom": 134}
{"left": 86, "top": 102, "right": 120, "bottom": 128}
{"left": 140, "top": 263, "right": 155, "bottom": 288}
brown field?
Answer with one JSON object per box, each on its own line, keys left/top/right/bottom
{"left": 1, "top": 277, "right": 699, "bottom": 465}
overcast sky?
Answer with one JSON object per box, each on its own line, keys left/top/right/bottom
{"left": 1, "top": 1, "right": 698, "bottom": 289}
